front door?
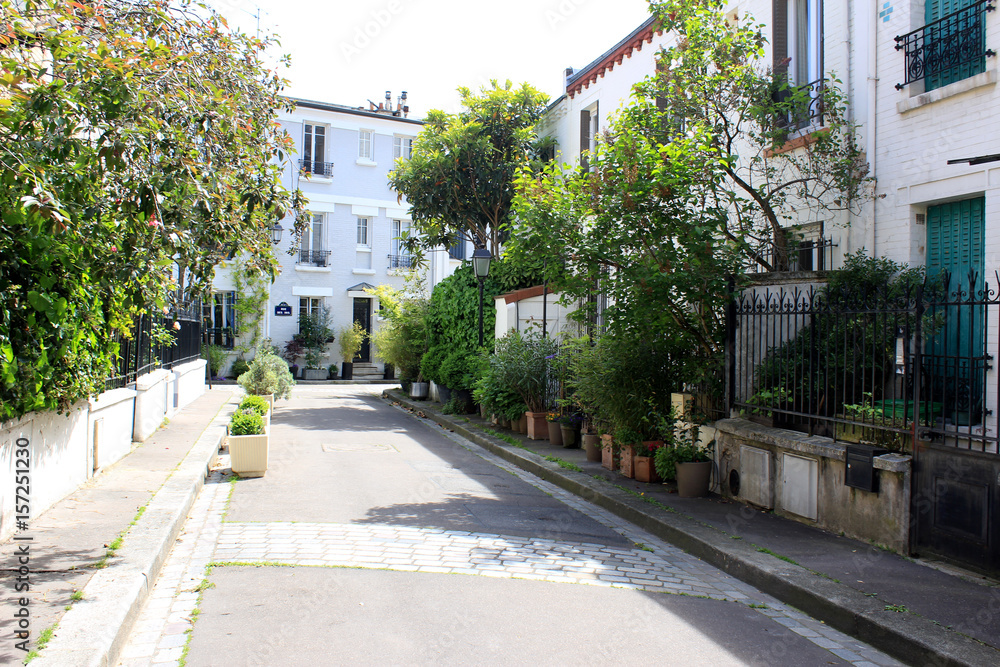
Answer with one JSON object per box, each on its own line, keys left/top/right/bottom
{"left": 353, "top": 298, "right": 371, "bottom": 363}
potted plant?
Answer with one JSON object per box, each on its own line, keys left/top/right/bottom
{"left": 600, "top": 431, "right": 617, "bottom": 471}
{"left": 297, "top": 308, "right": 334, "bottom": 380}
{"left": 582, "top": 427, "right": 602, "bottom": 463}
{"left": 491, "top": 330, "right": 559, "bottom": 440}
{"left": 228, "top": 396, "right": 270, "bottom": 477}
{"left": 615, "top": 427, "right": 641, "bottom": 479}
{"left": 546, "top": 412, "right": 563, "bottom": 446}
{"left": 338, "top": 321, "right": 366, "bottom": 380}
{"left": 237, "top": 343, "right": 296, "bottom": 406}
{"left": 633, "top": 440, "right": 664, "bottom": 484}
{"left": 558, "top": 413, "right": 582, "bottom": 448}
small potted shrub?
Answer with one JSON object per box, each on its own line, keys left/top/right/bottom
{"left": 237, "top": 344, "right": 296, "bottom": 407}
{"left": 546, "top": 412, "right": 563, "bottom": 446}
{"left": 614, "top": 427, "right": 642, "bottom": 479}
{"left": 633, "top": 441, "right": 664, "bottom": 484}
{"left": 558, "top": 413, "right": 582, "bottom": 448}
{"left": 338, "top": 321, "right": 366, "bottom": 380}
{"left": 228, "top": 407, "right": 268, "bottom": 477}
{"left": 298, "top": 308, "right": 334, "bottom": 380}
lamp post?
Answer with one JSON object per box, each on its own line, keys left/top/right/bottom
{"left": 271, "top": 222, "right": 283, "bottom": 245}
{"left": 471, "top": 247, "right": 493, "bottom": 347}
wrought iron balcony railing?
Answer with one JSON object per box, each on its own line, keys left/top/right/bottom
{"left": 746, "top": 235, "right": 837, "bottom": 274}
{"left": 298, "top": 159, "right": 335, "bottom": 177}
{"left": 894, "top": 0, "right": 995, "bottom": 91}
{"left": 775, "top": 78, "right": 825, "bottom": 132}
{"left": 297, "top": 249, "right": 331, "bottom": 266}
{"left": 388, "top": 254, "right": 414, "bottom": 269}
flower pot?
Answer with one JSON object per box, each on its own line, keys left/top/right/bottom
{"left": 583, "top": 434, "right": 602, "bottom": 462}
{"left": 302, "top": 368, "right": 327, "bottom": 380}
{"left": 437, "top": 385, "right": 452, "bottom": 404}
{"left": 526, "top": 411, "right": 548, "bottom": 440}
{"left": 455, "top": 389, "right": 475, "bottom": 414}
{"left": 229, "top": 411, "right": 269, "bottom": 478}
{"left": 383, "top": 364, "right": 395, "bottom": 380}
{"left": 547, "top": 421, "right": 563, "bottom": 446}
{"left": 675, "top": 461, "right": 712, "bottom": 498}
{"left": 633, "top": 456, "right": 661, "bottom": 484}
{"left": 341, "top": 362, "right": 354, "bottom": 380}
{"left": 619, "top": 445, "right": 636, "bottom": 479}
{"left": 601, "top": 435, "right": 617, "bottom": 471}
{"left": 519, "top": 414, "right": 528, "bottom": 433}
{"left": 409, "top": 381, "right": 428, "bottom": 400}
{"left": 560, "top": 425, "right": 578, "bottom": 448}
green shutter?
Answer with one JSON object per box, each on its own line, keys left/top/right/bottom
{"left": 925, "top": 0, "right": 985, "bottom": 90}
{"left": 926, "top": 196, "right": 986, "bottom": 425}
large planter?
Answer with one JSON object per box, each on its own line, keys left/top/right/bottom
{"left": 230, "top": 412, "right": 269, "bottom": 478}
{"left": 526, "top": 411, "right": 548, "bottom": 440}
{"left": 619, "top": 445, "right": 636, "bottom": 479}
{"left": 601, "top": 434, "right": 617, "bottom": 471}
{"left": 675, "top": 461, "right": 712, "bottom": 498}
{"left": 302, "top": 368, "right": 327, "bottom": 380}
{"left": 409, "top": 381, "right": 428, "bottom": 400}
{"left": 341, "top": 362, "right": 354, "bottom": 380}
{"left": 437, "top": 385, "right": 452, "bottom": 404}
{"left": 512, "top": 415, "right": 524, "bottom": 433}
{"left": 547, "top": 421, "right": 563, "bottom": 446}
{"left": 383, "top": 364, "right": 395, "bottom": 380}
{"left": 583, "top": 434, "right": 602, "bottom": 462}
{"left": 519, "top": 414, "right": 528, "bottom": 433}
{"left": 455, "top": 389, "right": 475, "bottom": 414}
{"left": 634, "top": 456, "right": 661, "bottom": 484}
{"left": 560, "top": 425, "right": 578, "bottom": 448}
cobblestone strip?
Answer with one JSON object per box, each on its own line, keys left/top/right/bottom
{"left": 117, "top": 473, "right": 231, "bottom": 667}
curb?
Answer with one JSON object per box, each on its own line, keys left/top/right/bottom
{"left": 385, "top": 389, "right": 999, "bottom": 667}
{"left": 32, "top": 395, "right": 238, "bottom": 667}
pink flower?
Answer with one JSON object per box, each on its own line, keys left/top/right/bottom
{"left": 173, "top": 321, "right": 181, "bottom": 331}
{"left": 110, "top": 246, "right": 117, "bottom": 252}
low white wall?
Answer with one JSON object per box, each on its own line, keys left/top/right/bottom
{"left": 173, "top": 359, "right": 207, "bottom": 411}
{"left": 0, "top": 403, "right": 90, "bottom": 542}
{"left": 494, "top": 291, "right": 578, "bottom": 341}
{"left": 133, "top": 369, "right": 172, "bottom": 442}
{"left": 88, "top": 388, "right": 137, "bottom": 473}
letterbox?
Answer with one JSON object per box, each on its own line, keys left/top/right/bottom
{"left": 845, "top": 444, "right": 888, "bottom": 493}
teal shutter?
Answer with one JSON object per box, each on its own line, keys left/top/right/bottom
{"left": 925, "top": 0, "right": 985, "bottom": 90}
{"left": 926, "top": 197, "right": 986, "bottom": 425}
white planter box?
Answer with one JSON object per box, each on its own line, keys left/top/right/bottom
{"left": 230, "top": 411, "right": 269, "bottom": 477}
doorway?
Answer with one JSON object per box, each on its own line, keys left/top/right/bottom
{"left": 353, "top": 298, "right": 371, "bottom": 362}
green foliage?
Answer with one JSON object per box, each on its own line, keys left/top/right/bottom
{"left": 368, "top": 275, "right": 429, "bottom": 381}
{"left": 438, "top": 349, "right": 480, "bottom": 392}
{"left": 231, "top": 257, "right": 270, "bottom": 357}
{"left": 473, "top": 350, "right": 526, "bottom": 422}
{"left": 297, "top": 307, "right": 334, "bottom": 368}
{"left": 203, "top": 345, "right": 228, "bottom": 377}
{"left": 237, "top": 395, "right": 269, "bottom": 416}
{"left": 489, "top": 330, "right": 559, "bottom": 413}
{"left": 653, "top": 430, "right": 711, "bottom": 482}
{"left": 388, "top": 80, "right": 549, "bottom": 262}
{"left": 230, "top": 410, "right": 264, "bottom": 436}
{"left": 0, "top": 0, "right": 304, "bottom": 421}
{"left": 230, "top": 358, "right": 250, "bottom": 380}
{"left": 237, "top": 343, "right": 295, "bottom": 400}
{"left": 337, "top": 321, "right": 367, "bottom": 363}
{"left": 420, "top": 345, "right": 449, "bottom": 386}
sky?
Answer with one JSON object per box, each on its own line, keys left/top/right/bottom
{"left": 207, "top": 0, "right": 654, "bottom": 117}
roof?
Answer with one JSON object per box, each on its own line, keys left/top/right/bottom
{"left": 565, "top": 15, "right": 664, "bottom": 99}
{"left": 285, "top": 97, "right": 425, "bottom": 126}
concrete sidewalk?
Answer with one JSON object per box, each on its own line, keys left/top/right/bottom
{"left": 385, "top": 389, "right": 1000, "bottom": 667}
{"left": 0, "top": 387, "right": 235, "bottom": 666}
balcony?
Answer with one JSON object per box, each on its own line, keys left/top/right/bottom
{"left": 746, "top": 235, "right": 836, "bottom": 274}
{"left": 297, "top": 249, "right": 331, "bottom": 267}
{"left": 388, "top": 254, "right": 414, "bottom": 269}
{"left": 298, "top": 159, "right": 334, "bottom": 178}
{"left": 775, "top": 78, "right": 825, "bottom": 132}
{"left": 895, "top": 0, "right": 995, "bottom": 91}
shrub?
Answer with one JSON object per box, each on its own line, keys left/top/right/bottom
{"left": 439, "top": 349, "right": 478, "bottom": 392}
{"left": 473, "top": 350, "right": 526, "bottom": 421}
{"left": 237, "top": 344, "right": 295, "bottom": 400}
{"left": 490, "top": 330, "right": 559, "bottom": 413}
{"left": 202, "top": 344, "right": 228, "bottom": 377}
{"left": 420, "top": 345, "right": 449, "bottom": 386}
{"left": 338, "top": 321, "right": 366, "bottom": 363}
{"left": 230, "top": 410, "right": 264, "bottom": 436}
{"left": 237, "top": 395, "right": 269, "bottom": 416}
{"left": 230, "top": 358, "right": 250, "bottom": 379}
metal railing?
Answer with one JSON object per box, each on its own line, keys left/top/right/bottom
{"left": 298, "top": 159, "right": 334, "bottom": 177}
{"left": 746, "top": 236, "right": 837, "bottom": 274}
{"left": 729, "top": 273, "right": 999, "bottom": 453}
{"left": 894, "top": 0, "right": 995, "bottom": 90}
{"left": 388, "top": 254, "right": 413, "bottom": 269}
{"left": 105, "top": 303, "right": 202, "bottom": 390}
{"left": 775, "top": 77, "right": 825, "bottom": 132}
{"left": 297, "top": 249, "right": 331, "bottom": 266}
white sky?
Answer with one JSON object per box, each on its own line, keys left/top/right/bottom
{"left": 207, "top": 0, "right": 653, "bottom": 117}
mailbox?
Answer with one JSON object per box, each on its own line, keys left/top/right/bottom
{"left": 845, "top": 444, "right": 888, "bottom": 493}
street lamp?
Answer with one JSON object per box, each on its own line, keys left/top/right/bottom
{"left": 472, "top": 247, "right": 493, "bottom": 347}
{"left": 271, "top": 222, "right": 284, "bottom": 245}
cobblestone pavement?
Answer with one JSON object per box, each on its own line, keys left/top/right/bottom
{"left": 118, "top": 399, "right": 903, "bottom": 667}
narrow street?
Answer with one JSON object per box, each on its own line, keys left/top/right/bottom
{"left": 117, "top": 386, "right": 901, "bottom": 666}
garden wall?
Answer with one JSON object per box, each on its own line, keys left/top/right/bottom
{"left": 494, "top": 287, "right": 578, "bottom": 340}
{"left": 714, "top": 418, "right": 911, "bottom": 552}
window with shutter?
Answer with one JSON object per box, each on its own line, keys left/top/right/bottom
{"left": 925, "top": 0, "right": 984, "bottom": 90}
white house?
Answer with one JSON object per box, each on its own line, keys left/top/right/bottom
{"left": 211, "top": 94, "right": 425, "bottom": 378}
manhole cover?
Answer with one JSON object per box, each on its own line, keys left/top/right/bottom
{"left": 321, "top": 443, "right": 395, "bottom": 453}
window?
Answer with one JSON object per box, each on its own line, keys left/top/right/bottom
{"left": 895, "top": 0, "right": 989, "bottom": 91}
{"left": 579, "top": 103, "right": 598, "bottom": 171}
{"left": 772, "top": 0, "right": 824, "bottom": 130}
{"left": 393, "top": 136, "right": 412, "bottom": 160}
{"left": 448, "top": 238, "right": 465, "bottom": 260}
{"left": 203, "top": 291, "right": 237, "bottom": 349}
{"left": 390, "top": 220, "right": 412, "bottom": 268}
{"left": 298, "top": 298, "right": 323, "bottom": 332}
{"left": 298, "top": 214, "right": 329, "bottom": 266}
{"left": 787, "top": 0, "right": 821, "bottom": 88}
{"left": 357, "top": 217, "right": 370, "bottom": 247}
{"left": 303, "top": 123, "right": 329, "bottom": 175}
{"left": 358, "top": 130, "right": 373, "bottom": 160}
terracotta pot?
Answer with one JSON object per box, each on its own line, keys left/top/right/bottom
{"left": 633, "top": 456, "right": 662, "bottom": 484}
{"left": 519, "top": 414, "right": 528, "bottom": 433}
{"left": 601, "top": 435, "right": 617, "bottom": 471}
{"left": 560, "top": 425, "right": 578, "bottom": 448}
{"left": 583, "top": 434, "right": 602, "bottom": 462}
{"left": 675, "top": 461, "right": 712, "bottom": 498}
{"left": 526, "top": 411, "right": 549, "bottom": 440}
{"left": 547, "top": 421, "right": 563, "bottom": 446}
{"left": 619, "top": 445, "right": 636, "bottom": 479}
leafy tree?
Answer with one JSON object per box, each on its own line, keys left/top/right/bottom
{"left": 388, "top": 80, "right": 549, "bottom": 261}
{"left": 0, "top": 0, "right": 305, "bottom": 420}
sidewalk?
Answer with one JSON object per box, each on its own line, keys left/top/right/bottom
{"left": 0, "top": 387, "right": 235, "bottom": 666}
{"left": 385, "top": 389, "right": 1000, "bottom": 667}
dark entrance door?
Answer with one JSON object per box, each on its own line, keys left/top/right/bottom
{"left": 353, "top": 298, "right": 371, "bottom": 363}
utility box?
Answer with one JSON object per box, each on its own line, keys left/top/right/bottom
{"left": 845, "top": 444, "right": 888, "bottom": 493}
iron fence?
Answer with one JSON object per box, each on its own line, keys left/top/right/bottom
{"left": 894, "top": 0, "right": 995, "bottom": 90}
{"left": 104, "top": 302, "right": 202, "bottom": 390}
{"left": 388, "top": 254, "right": 413, "bottom": 269}
{"left": 297, "top": 249, "right": 331, "bottom": 266}
{"left": 729, "top": 274, "right": 999, "bottom": 454}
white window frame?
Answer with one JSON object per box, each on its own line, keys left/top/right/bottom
{"left": 299, "top": 213, "right": 325, "bottom": 263}
{"left": 358, "top": 129, "right": 373, "bottom": 160}
{"left": 787, "top": 0, "right": 822, "bottom": 87}
{"left": 298, "top": 297, "right": 323, "bottom": 332}
{"left": 303, "top": 123, "right": 328, "bottom": 175}
{"left": 393, "top": 136, "right": 412, "bottom": 160}
{"left": 356, "top": 216, "right": 371, "bottom": 248}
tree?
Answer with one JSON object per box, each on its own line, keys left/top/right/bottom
{"left": 388, "top": 80, "right": 549, "bottom": 261}
{"left": 0, "top": 0, "right": 305, "bottom": 420}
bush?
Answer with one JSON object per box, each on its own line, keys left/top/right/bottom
{"left": 230, "top": 410, "right": 264, "bottom": 436}
{"left": 237, "top": 395, "right": 269, "bottom": 416}
{"left": 338, "top": 321, "right": 366, "bottom": 363}
{"left": 420, "top": 345, "right": 449, "bottom": 386}
{"left": 237, "top": 344, "right": 295, "bottom": 400}
{"left": 490, "top": 330, "right": 559, "bottom": 413}
{"left": 369, "top": 278, "right": 430, "bottom": 382}
{"left": 473, "top": 349, "right": 526, "bottom": 421}
{"left": 299, "top": 307, "right": 334, "bottom": 368}
{"left": 230, "top": 358, "right": 250, "bottom": 379}
{"left": 439, "top": 349, "right": 478, "bottom": 392}
{"left": 202, "top": 344, "right": 228, "bottom": 377}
